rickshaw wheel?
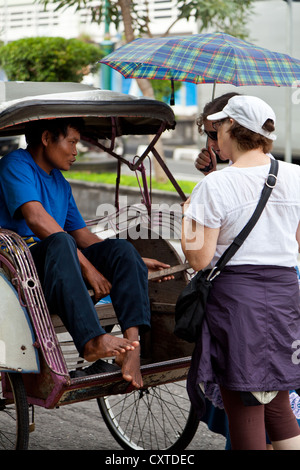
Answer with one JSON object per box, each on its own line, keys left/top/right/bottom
{"left": 0, "top": 373, "right": 29, "bottom": 450}
{"left": 97, "top": 381, "right": 199, "bottom": 451}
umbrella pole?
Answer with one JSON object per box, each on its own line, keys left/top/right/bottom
{"left": 170, "top": 79, "right": 175, "bottom": 105}
{"left": 212, "top": 81, "right": 216, "bottom": 99}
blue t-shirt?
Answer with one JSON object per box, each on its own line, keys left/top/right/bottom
{"left": 0, "top": 148, "right": 86, "bottom": 244}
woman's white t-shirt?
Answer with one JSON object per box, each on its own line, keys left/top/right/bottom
{"left": 185, "top": 160, "right": 300, "bottom": 267}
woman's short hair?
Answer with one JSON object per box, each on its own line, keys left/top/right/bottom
{"left": 228, "top": 119, "right": 275, "bottom": 153}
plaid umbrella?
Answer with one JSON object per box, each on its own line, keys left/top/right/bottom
{"left": 100, "top": 32, "right": 300, "bottom": 88}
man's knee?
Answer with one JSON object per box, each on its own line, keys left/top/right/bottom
{"left": 107, "top": 238, "right": 144, "bottom": 263}
{"left": 116, "top": 239, "right": 148, "bottom": 276}
{"left": 47, "top": 232, "right": 76, "bottom": 249}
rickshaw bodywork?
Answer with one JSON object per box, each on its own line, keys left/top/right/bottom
{"left": 0, "top": 82, "right": 197, "bottom": 450}
{"left": 0, "top": 272, "right": 39, "bottom": 374}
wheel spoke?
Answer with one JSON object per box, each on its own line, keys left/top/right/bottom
{"left": 97, "top": 381, "right": 199, "bottom": 451}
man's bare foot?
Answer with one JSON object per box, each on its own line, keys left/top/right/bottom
{"left": 114, "top": 326, "right": 143, "bottom": 388}
{"left": 83, "top": 333, "right": 139, "bottom": 362}
{"left": 115, "top": 345, "right": 143, "bottom": 389}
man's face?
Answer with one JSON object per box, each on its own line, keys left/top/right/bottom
{"left": 42, "top": 125, "right": 80, "bottom": 173}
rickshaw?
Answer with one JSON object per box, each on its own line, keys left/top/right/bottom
{"left": 0, "top": 81, "right": 199, "bottom": 450}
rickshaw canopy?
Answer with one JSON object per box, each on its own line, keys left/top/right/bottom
{"left": 0, "top": 82, "right": 176, "bottom": 140}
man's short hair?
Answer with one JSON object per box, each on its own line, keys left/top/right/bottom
{"left": 25, "top": 117, "right": 85, "bottom": 147}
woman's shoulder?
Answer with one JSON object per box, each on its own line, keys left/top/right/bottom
{"left": 191, "top": 167, "right": 234, "bottom": 194}
{"left": 201, "top": 166, "right": 238, "bottom": 187}
{"left": 279, "top": 160, "right": 300, "bottom": 175}
{"left": 190, "top": 168, "right": 232, "bottom": 206}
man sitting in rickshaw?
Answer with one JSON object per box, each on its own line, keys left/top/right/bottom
{"left": 0, "top": 117, "right": 172, "bottom": 389}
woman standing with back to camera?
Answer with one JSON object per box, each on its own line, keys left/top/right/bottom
{"left": 182, "top": 95, "right": 300, "bottom": 450}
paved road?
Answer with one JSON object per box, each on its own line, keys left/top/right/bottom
{"left": 27, "top": 398, "right": 226, "bottom": 451}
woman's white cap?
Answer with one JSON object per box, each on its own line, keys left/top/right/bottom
{"left": 206, "top": 95, "right": 277, "bottom": 141}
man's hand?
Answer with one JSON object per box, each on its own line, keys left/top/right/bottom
{"left": 142, "top": 258, "right": 174, "bottom": 282}
{"left": 77, "top": 250, "right": 112, "bottom": 302}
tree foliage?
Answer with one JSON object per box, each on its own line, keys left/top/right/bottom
{"left": 176, "top": 0, "right": 254, "bottom": 39}
{"left": 151, "top": 80, "right": 182, "bottom": 103}
{"left": 0, "top": 36, "right": 103, "bottom": 82}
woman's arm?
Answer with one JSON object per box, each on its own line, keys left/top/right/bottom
{"left": 181, "top": 197, "right": 219, "bottom": 271}
{"left": 181, "top": 215, "right": 219, "bottom": 271}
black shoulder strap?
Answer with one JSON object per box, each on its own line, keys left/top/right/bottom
{"left": 208, "top": 158, "right": 278, "bottom": 279}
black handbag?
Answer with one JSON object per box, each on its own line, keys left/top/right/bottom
{"left": 174, "top": 159, "right": 278, "bottom": 343}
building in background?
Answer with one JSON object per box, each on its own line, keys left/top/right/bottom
{"left": 0, "top": 0, "right": 194, "bottom": 42}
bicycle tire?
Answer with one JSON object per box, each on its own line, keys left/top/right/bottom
{"left": 0, "top": 373, "right": 29, "bottom": 450}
